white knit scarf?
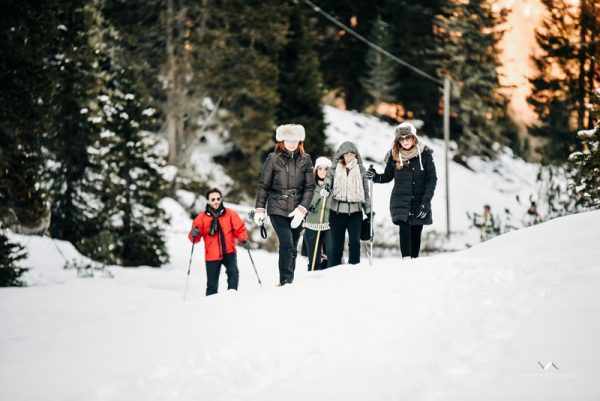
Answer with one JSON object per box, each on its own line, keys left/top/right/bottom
{"left": 333, "top": 159, "right": 365, "bottom": 203}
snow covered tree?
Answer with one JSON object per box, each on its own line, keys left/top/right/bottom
{"left": 570, "top": 89, "right": 600, "bottom": 209}
{"left": 528, "top": 0, "right": 599, "bottom": 163}
{"left": 0, "top": 2, "right": 56, "bottom": 233}
{"left": 360, "top": 16, "right": 399, "bottom": 108}
{"left": 95, "top": 68, "right": 169, "bottom": 267}
{"left": 433, "top": 0, "right": 512, "bottom": 159}
{"left": 0, "top": 229, "right": 28, "bottom": 287}
{"left": 277, "top": 4, "right": 328, "bottom": 158}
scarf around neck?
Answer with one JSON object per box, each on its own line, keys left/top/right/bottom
{"left": 333, "top": 158, "right": 365, "bottom": 203}
{"left": 393, "top": 143, "right": 424, "bottom": 170}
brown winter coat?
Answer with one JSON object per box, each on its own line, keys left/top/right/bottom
{"left": 255, "top": 150, "right": 316, "bottom": 217}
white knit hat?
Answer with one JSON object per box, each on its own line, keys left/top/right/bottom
{"left": 314, "top": 156, "right": 332, "bottom": 169}
{"left": 276, "top": 124, "right": 305, "bottom": 142}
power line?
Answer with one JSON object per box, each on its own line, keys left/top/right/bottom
{"left": 300, "top": 0, "right": 444, "bottom": 86}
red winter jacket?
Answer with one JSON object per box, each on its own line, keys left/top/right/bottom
{"left": 188, "top": 206, "right": 249, "bottom": 262}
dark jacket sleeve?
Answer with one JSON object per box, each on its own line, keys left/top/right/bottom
{"left": 360, "top": 165, "right": 372, "bottom": 213}
{"left": 300, "top": 156, "right": 316, "bottom": 210}
{"left": 421, "top": 151, "right": 437, "bottom": 203}
{"left": 374, "top": 151, "right": 394, "bottom": 184}
{"left": 255, "top": 153, "right": 275, "bottom": 209}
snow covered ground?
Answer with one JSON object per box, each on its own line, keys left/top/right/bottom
{"left": 2, "top": 200, "right": 599, "bottom": 401}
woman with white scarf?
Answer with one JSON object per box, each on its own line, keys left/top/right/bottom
{"left": 322, "top": 141, "right": 371, "bottom": 267}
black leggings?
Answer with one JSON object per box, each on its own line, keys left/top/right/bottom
{"left": 270, "top": 214, "right": 302, "bottom": 284}
{"left": 399, "top": 222, "right": 424, "bottom": 258}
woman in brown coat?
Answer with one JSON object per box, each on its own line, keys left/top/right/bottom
{"left": 253, "top": 124, "right": 315, "bottom": 285}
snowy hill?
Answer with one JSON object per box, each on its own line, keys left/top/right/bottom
{"left": 2, "top": 207, "right": 599, "bottom": 401}
{"left": 323, "top": 106, "right": 540, "bottom": 251}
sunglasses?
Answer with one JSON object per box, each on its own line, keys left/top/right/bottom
{"left": 399, "top": 136, "right": 414, "bottom": 142}
{"left": 209, "top": 197, "right": 221, "bottom": 202}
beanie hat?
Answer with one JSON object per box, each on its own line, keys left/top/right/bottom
{"left": 393, "top": 121, "right": 424, "bottom": 170}
{"left": 276, "top": 124, "right": 305, "bottom": 142}
{"left": 314, "top": 156, "right": 332, "bottom": 169}
{"left": 394, "top": 122, "right": 417, "bottom": 139}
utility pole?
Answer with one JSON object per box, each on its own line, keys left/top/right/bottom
{"left": 443, "top": 76, "right": 451, "bottom": 238}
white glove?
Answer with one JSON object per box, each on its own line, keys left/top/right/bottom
{"left": 319, "top": 187, "right": 330, "bottom": 198}
{"left": 254, "top": 208, "right": 266, "bottom": 226}
{"left": 288, "top": 206, "right": 306, "bottom": 229}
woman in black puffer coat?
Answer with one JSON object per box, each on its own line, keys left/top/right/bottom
{"left": 366, "top": 122, "right": 437, "bottom": 259}
{"left": 253, "top": 124, "right": 315, "bottom": 285}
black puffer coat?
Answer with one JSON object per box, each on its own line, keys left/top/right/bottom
{"left": 255, "top": 150, "right": 315, "bottom": 217}
{"left": 374, "top": 147, "right": 437, "bottom": 225}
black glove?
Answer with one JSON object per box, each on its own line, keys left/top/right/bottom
{"left": 416, "top": 203, "right": 431, "bottom": 219}
{"left": 365, "top": 165, "right": 377, "bottom": 180}
{"left": 190, "top": 226, "right": 200, "bottom": 238}
{"left": 241, "top": 239, "right": 251, "bottom": 250}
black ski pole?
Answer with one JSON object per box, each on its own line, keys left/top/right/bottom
{"left": 183, "top": 241, "right": 196, "bottom": 301}
{"left": 246, "top": 248, "right": 263, "bottom": 287}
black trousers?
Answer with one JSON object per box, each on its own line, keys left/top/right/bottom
{"left": 270, "top": 214, "right": 302, "bottom": 284}
{"left": 329, "top": 211, "right": 363, "bottom": 267}
{"left": 399, "top": 222, "right": 424, "bottom": 258}
{"left": 205, "top": 253, "right": 239, "bottom": 296}
{"left": 304, "top": 228, "right": 333, "bottom": 271}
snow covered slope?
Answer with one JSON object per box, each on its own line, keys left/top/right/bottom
{"left": 323, "top": 106, "right": 540, "bottom": 251}
{"left": 2, "top": 206, "right": 599, "bottom": 401}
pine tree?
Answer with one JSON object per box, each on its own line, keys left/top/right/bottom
{"left": 360, "top": 16, "right": 399, "bottom": 108}
{"left": 46, "top": 0, "right": 104, "bottom": 245}
{"left": 433, "top": 0, "right": 512, "bottom": 159}
{"left": 312, "top": 0, "right": 379, "bottom": 110}
{"left": 96, "top": 68, "right": 169, "bottom": 267}
{"left": 382, "top": 0, "right": 444, "bottom": 130}
{"left": 0, "top": 229, "right": 28, "bottom": 287}
{"left": 570, "top": 89, "right": 600, "bottom": 209}
{"left": 277, "top": 5, "right": 328, "bottom": 159}
{"left": 193, "top": 0, "right": 290, "bottom": 198}
{"left": 0, "top": 2, "right": 56, "bottom": 233}
{"left": 528, "top": 0, "right": 599, "bottom": 163}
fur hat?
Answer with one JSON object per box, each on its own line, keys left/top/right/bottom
{"left": 314, "top": 156, "right": 332, "bottom": 169}
{"left": 394, "top": 122, "right": 417, "bottom": 138}
{"left": 276, "top": 124, "right": 305, "bottom": 142}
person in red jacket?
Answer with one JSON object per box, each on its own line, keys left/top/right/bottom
{"left": 188, "top": 188, "right": 250, "bottom": 296}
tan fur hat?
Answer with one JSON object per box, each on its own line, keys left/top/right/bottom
{"left": 276, "top": 124, "right": 305, "bottom": 142}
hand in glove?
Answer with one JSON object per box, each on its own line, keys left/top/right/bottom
{"left": 416, "top": 203, "right": 431, "bottom": 219}
{"left": 241, "top": 239, "right": 251, "bottom": 250}
{"left": 319, "top": 187, "right": 330, "bottom": 198}
{"left": 288, "top": 206, "right": 307, "bottom": 229}
{"left": 253, "top": 208, "right": 267, "bottom": 226}
{"left": 190, "top": 226, "right": 200, "bottom": 239}
{"left": 365, "top": 165, "right": 377, "bottom": 180}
